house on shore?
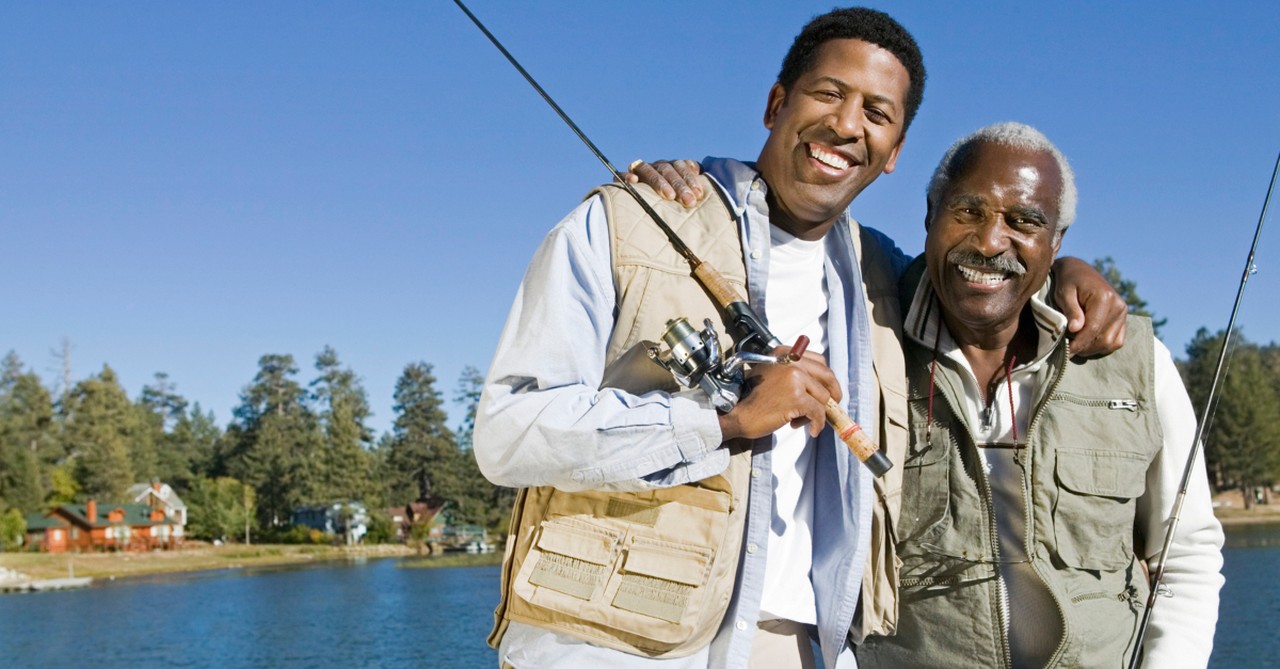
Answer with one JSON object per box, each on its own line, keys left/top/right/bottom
{"left": 126, "top": 481, "right": 188, "bottom": 541}
{"left": 291, "top": 501, "right": 370, "bottom": 545}
{"left": 385, "top": 499, "right": 447, "bottom": 544}
{"left": 25, "top": 500, "right": 179, "bottom": 553}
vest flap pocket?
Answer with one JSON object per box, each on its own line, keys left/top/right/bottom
{"left": 1053, "top": 449, "right": 1145, "bottom": 570}
{"left": 622, "top": 540, "right": 712, "bottom": 586}
{"left": 535, "top": 521, "right": 616, "bottom": 565}
{"left": 1056, "top": 449, "right": 1147, "bottom": 498}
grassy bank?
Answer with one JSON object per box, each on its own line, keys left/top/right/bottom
{"left": 0, "top": 543, "right": 416, "bottom": 581}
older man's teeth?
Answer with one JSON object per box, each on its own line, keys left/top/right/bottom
{"left": 809, "top": 144, "right": 850, "bottom": 170}
{"left": 959, "top": 266, "right": 1007, "bottom": 285}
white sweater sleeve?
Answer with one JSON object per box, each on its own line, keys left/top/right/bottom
{"left": 1135, "top": 338, "right": 1226, "bottom": 668}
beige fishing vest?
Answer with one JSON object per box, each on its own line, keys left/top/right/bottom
{"left": 488, "top": 176, "right": 753, "bottom": 657}
{"left": 848, "top": 224, "right": 909, "bottom": 643}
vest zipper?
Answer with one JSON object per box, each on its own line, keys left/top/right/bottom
{"left": 1028, "top": 341, "right": 1072, "bottom": 668}
{"left": 1049, "top": 391, "right": 1140, "bottom": 412}
{"left": 935, "top": 363, "right": 1012, "bottom": 668}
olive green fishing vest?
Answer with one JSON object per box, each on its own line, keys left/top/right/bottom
{"left": 488, "top": 177, "right": 753, "bottom": 657}
{"left": 858, "top": 309, "right": 1162, "bottom": 669}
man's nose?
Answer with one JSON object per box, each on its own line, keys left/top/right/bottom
{"left": 825, "top": 101, "right": 865, "bottom": 142}
{"left": 972, "top": 217, "right": 1012, "bottom": 255}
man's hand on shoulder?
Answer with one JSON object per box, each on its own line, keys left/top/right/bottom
{"left": 623, "top": 159, "right": 704, "bottom": 207}
{"left": 1053, "top": 256, "right": 1128, "bottom": 358}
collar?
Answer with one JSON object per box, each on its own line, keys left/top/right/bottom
{"left": 903, "top": 268, "right": 1069, "bottom": 371}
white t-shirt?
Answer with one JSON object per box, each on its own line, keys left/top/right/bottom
{"left": 758, "top": 224, "right": 829, "bottom": 624}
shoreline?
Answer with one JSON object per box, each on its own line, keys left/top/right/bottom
{"left": 1214, "top": 508, "right": 1280, "bottom": 526}
{"left": 0, "top": 543, "right": 424, "bottom": 587}
{"left": 1, "top": 510, "right": 1274, "bottom": 587}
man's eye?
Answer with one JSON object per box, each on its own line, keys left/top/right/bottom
{"left": 865, "top": 107, "right": 889, "bottom": 124}
{"left": 814, "top": 90, "right": 841, "bottom": 102}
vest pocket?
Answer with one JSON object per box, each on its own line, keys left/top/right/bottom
{"left": 609, "top": 538, "right": 713, "bottom": 629}
{"left": 898, "top": 416, "right": 952, "bottom": 544}
{"left": 510, "top": 484, "right": 731, "bottom": 649}
{"left": 1052, "top": 448, "right": 1147, "bottom": 570}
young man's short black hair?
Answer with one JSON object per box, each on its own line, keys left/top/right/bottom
{"left": 778, "top": 7, "right": 927, "bottom": 132}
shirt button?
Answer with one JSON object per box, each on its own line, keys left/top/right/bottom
{"left": 746, "top": 543, "right": 759, "bottom": 554}
{"left": 751, "top": 181, "right": 762, "bottom": 191}
{"left": 736, "top": 619, "right": 748, "bottom": 631}
{"left": 750, "top": 250, "right": 762, "bottom": 260}
{"left": 751, "top": 467, "right": 762, "bottom": 479}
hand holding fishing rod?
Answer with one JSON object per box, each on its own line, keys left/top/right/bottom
{"left": 453, "top": 0, "right": 891, "bottom": 477}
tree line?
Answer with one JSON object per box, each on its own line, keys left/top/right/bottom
{"left": 0, "top": 346, "right": 514, "bottom": 547}
{"left": 2, "top": 264, "right": 1278, "bottom": 548}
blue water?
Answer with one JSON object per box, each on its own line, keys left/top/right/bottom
{"left": 0, "top": 558, "right": 500, "bottom": 669}
{"left": 0, "top": 523, "right": 1274, "bottom": 668}
{"left": 1209, "top": 523, "right": 1280, "bottom": 669}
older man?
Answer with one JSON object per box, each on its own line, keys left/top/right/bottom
{"left": 855, "top": 123, "right": 1224, "bottom": 668}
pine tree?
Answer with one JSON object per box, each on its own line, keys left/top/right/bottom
{"left": 63, "top": 365, "right": 136, "bottom": 501}
{"left": 138, "top": 372, "right": 192, "bottom": 487}
{"left": 385, "top": 362, "right": 456, "bottom": 505}
{"left": 169, "top": 402, "right": 222, "bottom": 488}
{"left": 1182, "top": 329, "right": 1280, "bottom": 504}
{"left": 0, "top": 352, "right": 53, "bottom": 512}
{"left": 452, "top": 366, "right": 514, "bottom": 530}
{"left": 223, "top": 354, "right": 321, "bottom": 527}
{"left": 1091, "top": 257, "right": 1168, "bottom": 336}
{"left": 310, "top": 346, "right": 374, "bottom": 504}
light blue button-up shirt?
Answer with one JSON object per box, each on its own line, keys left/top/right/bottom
{"left": 476, "top": 157, "right": 906, "bottom": 668}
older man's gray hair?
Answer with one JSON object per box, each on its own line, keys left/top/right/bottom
{"left": 926, "top": 122, "right": 1078, "bottom": 233}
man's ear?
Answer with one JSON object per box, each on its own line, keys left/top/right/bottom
{"left": 923, "top": 200, "right": 934, "bottom": 230}
{"left": 882, "top": 130, "right": 907, "bottom": 175}
{"left": 763, "top": 83, "right": 786, "bottom": 129}
{"left": 1053, "top": 228, "right": 1066, "bottom": 255}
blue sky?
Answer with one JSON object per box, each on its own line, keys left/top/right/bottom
{"left": 5, "top": 1, "right": 1278, "bottom": 435}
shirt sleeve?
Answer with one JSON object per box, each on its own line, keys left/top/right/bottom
{"left": 859, "top": 225, "right": 913, "bottom": 279}
{"left": 1136, "top": 338, "right": 1225, "bottom": 668}
{"left": 473, "top": 194, "right": 727, "bottom": 493}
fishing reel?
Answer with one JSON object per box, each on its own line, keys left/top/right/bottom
{"left": 646, "top": 317, "right": 779, "bottom": 413}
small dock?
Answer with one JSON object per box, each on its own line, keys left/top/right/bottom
{"left": 0, "top": 568, "right": 92, "bottom": 594}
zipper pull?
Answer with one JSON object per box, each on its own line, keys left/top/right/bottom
{"left": 1108, "top": 399, "right": 1138, "bottom": 411}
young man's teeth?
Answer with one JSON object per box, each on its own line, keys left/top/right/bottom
{"left": 958, "top": 266, "right": 1006, "bottom": 285}
{"left": 809, "top": 144, "right": 849, "bottom": 170}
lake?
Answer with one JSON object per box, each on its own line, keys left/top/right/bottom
{"left": 1, "top": 523, "right": 1275, "bottom": 668}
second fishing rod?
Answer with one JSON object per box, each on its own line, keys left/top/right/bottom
{"left": 452, "top": 0, "right": 892, "bottom": 478}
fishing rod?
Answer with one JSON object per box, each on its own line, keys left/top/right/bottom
{"left": 451, "top": 0, "right": 892, "bottom": 477}
{"left": 1129, "top": 150, "right": 1279, "bottom": 669}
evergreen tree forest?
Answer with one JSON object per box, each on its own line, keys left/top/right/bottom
{"left": 4, "top": 261, "right": 1280, "bottom": 547}
{"left": 0, "top": 348, "right": 514, "bottom": 546}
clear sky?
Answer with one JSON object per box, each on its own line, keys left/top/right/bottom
{"left": 5, "top": 1, "right": 1279, "bottom": 436}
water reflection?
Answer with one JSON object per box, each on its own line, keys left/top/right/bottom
{"left": 1222, "top": 521, "right": 1280, "bottom": 549}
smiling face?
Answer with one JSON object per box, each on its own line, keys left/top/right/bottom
{"left": 755, "top": 38, "right": 910, "bottom": 241}
{"left": 925, "top": 141, "right": 1064, "bottom": 346}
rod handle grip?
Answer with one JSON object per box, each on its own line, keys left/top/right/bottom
{"left": 692, "top": 262, "right": 743, "bottom": 308}
{"left": 826, "top": 398, "right": 893, "bottom": 478}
